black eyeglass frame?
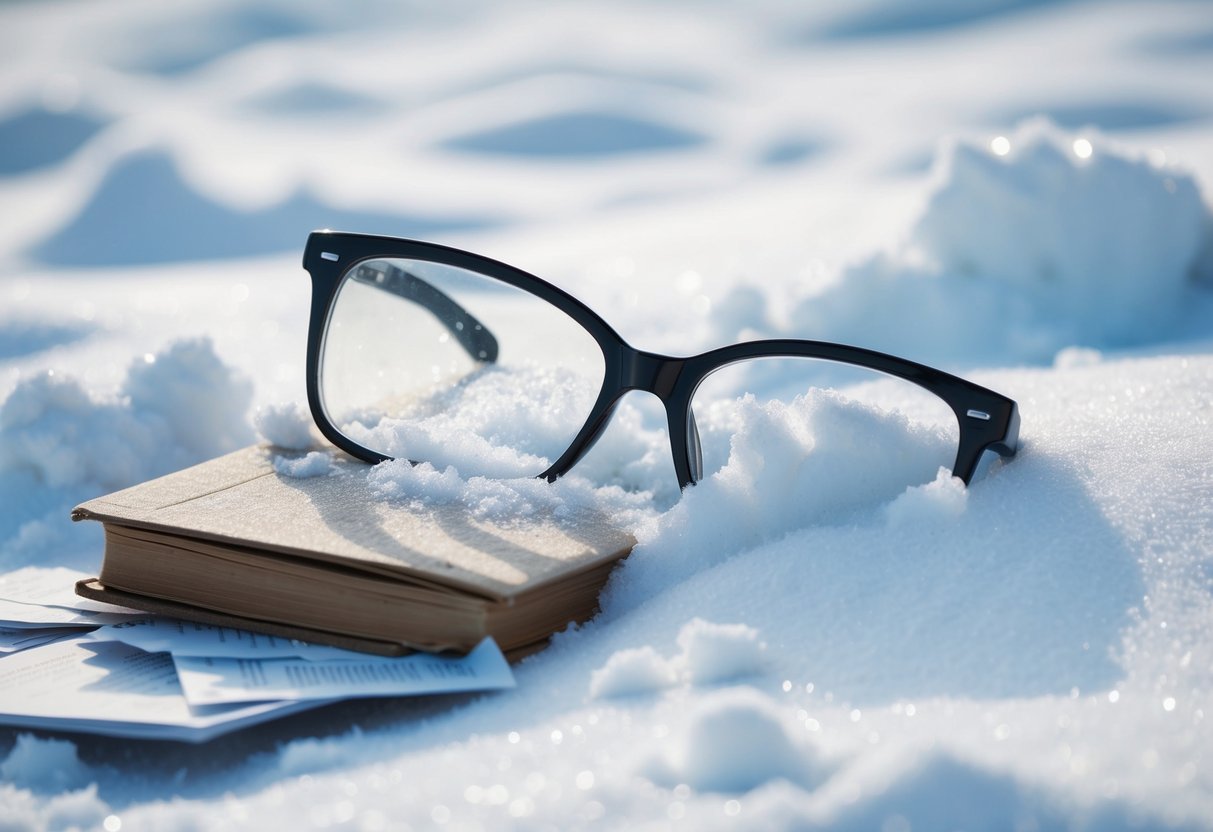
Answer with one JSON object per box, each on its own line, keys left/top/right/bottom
{"left": 303, "top": 231, "right": 1019, "bottom": 489}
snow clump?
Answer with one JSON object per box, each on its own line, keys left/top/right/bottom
{"left": 272, "top": 451, "right": 333, "bottom": 478}
{"left": 255, "top": 401, "right": 315, "bottom": 450}
{"left": 791, "top": 118, "right": 1213, "bottom": 363}
{"left": 675, "top": 618, "right": 768, "bottom": 685}
{"left": 0, "top": 734, "right": 92, "bottom": 792}
{"left": 0, "top": 338, "right": 253, "bottom": 490}
{"left": 367, "top": 458, "right": 654, "bottom": 526}
{"left": 590, "top": 619, "right": 767, "bottom": 699}
{"left": 640, "top": 687, "right": 823, "bottom": 793}
{"left": 588, "top": 646, "right": 678, "bottom": 699}
{"left": 883, "top": 467, "right": 968, "bottom": 528}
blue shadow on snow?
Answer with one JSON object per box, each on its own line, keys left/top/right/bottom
{"left": 29, "top": 151, "right": 500, "bottom": 267}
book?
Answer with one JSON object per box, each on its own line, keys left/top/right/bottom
{"left": 72, "top": 445, "right": 636, "bottom": 658}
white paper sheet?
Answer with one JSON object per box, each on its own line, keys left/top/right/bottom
{"left": 0, "top": 625, "right": 91, "bottom": 654}
{"left": 0, "top": 566, "right": 144, "bottom": 627}
{"left": 173, "top": 637, "right": 515, "bottom": 706}
{"left": 0, "top": 636, "right": 327, "bottom": 742}
{"left": 85, "top": 616, "right": 378, "bottom": 660}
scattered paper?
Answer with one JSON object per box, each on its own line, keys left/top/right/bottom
{"left": 173, "top": 637, "right": 515, "bottom": 706}
{"left": 0, "top": 566, "right": 138, "bottom": 613}
{"left": 0, "top": 636, "right": 328, "bottom": 742}
{"left": 0, "top": 570, "right": 518, "bottom": 739}
{"left": 0, "top": 566, "right": 143, "bottom": 627}
{"left": 0, "top": 625, "right": 92, "bottom": 654}
{"left": 0, "top": 604, "right": 133, "bottom": 628}
{"left": 87, "top": 616, "right": 377, "bottom": 660}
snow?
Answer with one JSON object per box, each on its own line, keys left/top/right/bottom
{"left": 254, "top": 401, "right": 315, "bottom": 451}
{"left": 640, "top": 687, "right": 823, "bottom": 793}
{"left": 0, "top": 338, "right": 251, "bottom": 490}
{"left": 676, "top": 619, "right": 769, "bottom": 686}
{"left": 272, "top": 451, "right": 333, "bottom": 479}
{"left": 589, "top": 646, "right": 677, "bottom": 699}
{"left": 788, "top": 118, "right": 1213, "bottom": 365}
{"left": 2, "top": 0, "right": 1213, "bottom": 829}
{"left": 589, "top": 619, "right": 767, "bottom": 698}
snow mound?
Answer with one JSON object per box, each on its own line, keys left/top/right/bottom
{"left": 676, "top": 618, "right": 767, "bottom": 685}
{"left": 255, "top": 401, "right": 315, "bottom": 450}
{"left": 590, "top": 619, "right": 767, "bottom": 699}
{"left": 0, "top": 784, "right": 111, "bottom": 832}
{"left": 883, "top": 467, "right": 968, "bottom": 528}
{"left": 589, "top": 646, "right": 677, "bottom": 699}
{"left": 602, "top": 390, "right": 954, "bottom": 615}
{"left": 792, "top": 119, "right": 1213, "bottom": 363}
{"left": 642, "top": 688, "right": 822, "bottom": 793}
{"left": 0, "top": 734, "right": 91, "bottom": 792}
{"left": 0, "top": 338, "right": 253, "bottom": 490}
{"left": 272, "top": 451, "right": 333, "bottom": 478}
{"left": 810, "top": 749, "right": 1157, "bottom": 831}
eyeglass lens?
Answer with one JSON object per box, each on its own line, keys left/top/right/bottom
{"left": 687, "top": 357, "right": 960, "bottom": 490}
{"left": 319, "top": 257, "right": 606, "bottom": 479}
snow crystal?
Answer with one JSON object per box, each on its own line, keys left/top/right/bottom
{"left": 642, "top": 688, "right": 821, "bottom": 793}
{"left": 589, "top": 646, "right": 677, "bottom": 699}
{"left": 272, "top": 451, "right": 333, "bottom": 478}
{"left": 675, "top": 619, "right": 767, "bottom": 685}
{"left": 255, "top": 402, "right": 315, "bottom": 450}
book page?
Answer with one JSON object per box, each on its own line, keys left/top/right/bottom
{"left": 173, "top": 637, "right": 515, "bottom": 706}
{"left": 86, "top": 616, "right": 374, "bottom": 660}
{"left": 0, "top": 636, "right": 324, "bottom": 742}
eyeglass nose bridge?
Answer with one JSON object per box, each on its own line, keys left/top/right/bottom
{"left": 618, "top": 348, "right": 703, "bottom": 489}
{"left": 540, "top": 346, "right": 703, "bottom": 489}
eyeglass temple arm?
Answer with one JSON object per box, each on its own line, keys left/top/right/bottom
{"left": 950, "top": 397, "right": 1020, "bottom": 484}
{"left": 349, "top": 262, "right": 499, "bottom": 363}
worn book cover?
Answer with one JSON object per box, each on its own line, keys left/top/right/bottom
{"left": 72, "top": 446, "right": 636, "bottom": 656}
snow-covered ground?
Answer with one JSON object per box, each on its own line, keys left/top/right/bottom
{"left": 3, "top": 0, "right": 1213, "bottom": 828}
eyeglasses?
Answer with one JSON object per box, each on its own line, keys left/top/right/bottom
{"left": 303, "top": 232, "right": 1019, "bottom": 489}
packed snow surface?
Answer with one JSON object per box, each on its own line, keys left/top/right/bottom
{"left": 2, "top": 0, "right": 1213, "bottom": 830}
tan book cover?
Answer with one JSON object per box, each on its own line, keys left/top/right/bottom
{"left": 72, "top": 446, "right": 635, "bottom": 656}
